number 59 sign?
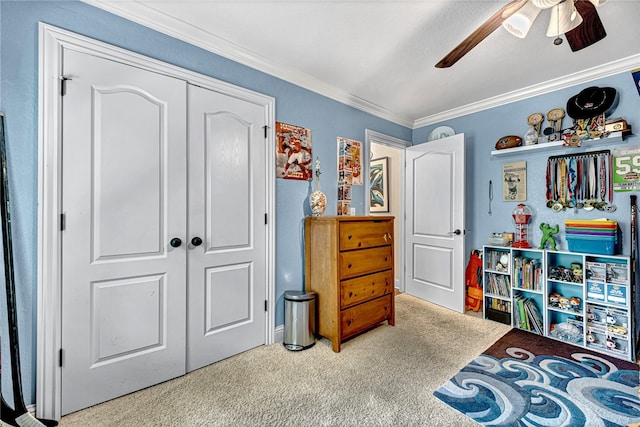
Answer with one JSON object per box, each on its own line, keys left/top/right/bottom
{"left": 613, "top": 147, "right": 640, "bottom": 192}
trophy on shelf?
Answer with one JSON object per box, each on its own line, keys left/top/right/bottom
{"left": 524, "top": 113, "right": 543, "bottom": 146}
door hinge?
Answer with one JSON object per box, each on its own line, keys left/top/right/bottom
{"left": 60, "top": 76, "right": 72, "bottom": 96}
{"left": 265, "top": 213, "right": 268, "bottom": 225}
{"left": 264, "top": 300, "right": 268, "bottom": 312}
{"left": 60, "top": 213, "right": 66, "bottom": 231}
{"left": 263, "top": 125, "right": 269, "bottom": 138}
{"left": 59, "top": 349, "right": 63, "bottom": 367}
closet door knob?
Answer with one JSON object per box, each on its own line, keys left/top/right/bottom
{"left": 170, "top": 238, "right": 182, "bottom": 248}
{"left": 191, "top": 236, "right": 203, "bottom": 247}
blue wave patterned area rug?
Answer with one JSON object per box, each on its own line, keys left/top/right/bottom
{"left": 434, "top": 328, "right": 640, "bottom": 426}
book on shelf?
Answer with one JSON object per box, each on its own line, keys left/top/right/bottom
{"left": 512, "top": 256, "right": 542, "bottom": 291}
{"left": 486, "top": 297, "right": 511, "bottom": 313}
{"left": 525, "top": 298, "right": 544, "bottom": 334}
{"left": 487, "top": 273, "right": 510, "bottom": 297}
{"left": 514, "top": 294, "right": 543, "bottom": 334}
{"left": 516, "top": 297, "right": 529, "bottom": 330}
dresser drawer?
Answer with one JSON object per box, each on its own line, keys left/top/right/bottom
{"left": 340, "top": 270, "right": 393, "bottom": 309}
{"left": 339, "top": 246, "right": 392, "bottom": 279}
{"left": 341, "top": 294, "right": 392, "bottom": 338}
{"left": 339, "top": 220, "right": 393, "bottom": 251}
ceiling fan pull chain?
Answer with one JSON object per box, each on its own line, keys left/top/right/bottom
{"left": 553, "top": 2, "right": 563, "bottom": 45}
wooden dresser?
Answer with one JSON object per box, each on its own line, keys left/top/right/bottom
{"left": 304, "top": 216, "right": 395, "bottom": 352}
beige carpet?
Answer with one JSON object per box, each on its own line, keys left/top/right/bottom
{"left": 60, "top": 294, "right": 511, "bottom": 426}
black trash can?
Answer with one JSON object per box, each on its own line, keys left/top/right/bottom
{"left": 283, "top": 290, "right": 316, "bottom": 351}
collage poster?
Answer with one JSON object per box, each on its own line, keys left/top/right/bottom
{"left": 337, "top": 137, "right": 362, "bottom": 215}
{"left": 276, "top": 122, "right": 312, "bottom": 180}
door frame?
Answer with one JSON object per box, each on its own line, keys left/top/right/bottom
{"left": 364, "top": 129, "right": 410, "bottom": 292}
{"left": 37, "top": 23, "right": 276, "bottom": 420}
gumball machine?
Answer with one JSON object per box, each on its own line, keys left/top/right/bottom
{"left": 512, "top": 203, "right": 532, "bottom": 248}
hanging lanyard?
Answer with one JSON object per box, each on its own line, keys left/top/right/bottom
{"left": 568, "top": 158, "right": 577, "bottom": 208}
{"left": 599, "top": 154, "right": 606, "bottom": 202}
{"left": 546, "top": 159, "right": 553, "bottom": 201}
{"left": 576, "top": 156, "right": 582, "bottom": 203}
{"left": 559, "top": 158, "right": 567, "bottom": 204}
{"left": 589, "top": 156, "right": 596, "bottom": 200}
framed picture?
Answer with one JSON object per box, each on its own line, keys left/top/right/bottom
{"left": 370, "top": 157, "right": 389, "bottom": 212}
{"left": 502, "top": 161, "right": 527, "bottom": 201}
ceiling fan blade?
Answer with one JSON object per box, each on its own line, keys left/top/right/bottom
{"left": 565, "top": 0, "right": 606, "bottom": 52}
{"left": 435, "top": 0, "right": 529, "bottom": 68}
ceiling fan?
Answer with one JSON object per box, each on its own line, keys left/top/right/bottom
{"left": 435, "top": 0, "right": 607, "bottom": 68}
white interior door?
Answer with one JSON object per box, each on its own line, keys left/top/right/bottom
{"left": 405, "top": 134, "right": 466, "bottom": 312}
{"left": 61, "top": 49, "right": 187, "bottom": 414}
{"left": 186, "top": 84, "right": 266, "bottom": 372}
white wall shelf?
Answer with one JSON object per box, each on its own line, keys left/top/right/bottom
{"left": 490, "top": 132, "right": 625, "bottom": 158}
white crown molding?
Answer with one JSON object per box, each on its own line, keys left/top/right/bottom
{"left": 81, "top": 0, "right": 413, "bottom": 128}
{"left": 413, "top": 54, "right": 640, "bottom": 129}
{"left": 80, "top": 2, "right": 640, "bottom": 131}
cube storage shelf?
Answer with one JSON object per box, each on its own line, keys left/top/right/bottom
{"left": 482, "top": 245, "right": 635, "bottom": 361}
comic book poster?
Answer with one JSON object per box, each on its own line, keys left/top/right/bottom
{"left": 502, "top": 161, "right": 527, "bottom": 201}
{"left": 350, "top": 140, "right": 363, "bottom": 186}
{"left": 337, "top": 137, "right": 362, "bottom": 186}
{"left": 337, "top": 137, "right": 361, "bottom": 214}
{"left": 276, "top": 122, "right": 312, "bottom": 180}
{"left": 338, "top": 202, "right": 350, "bottom": 216}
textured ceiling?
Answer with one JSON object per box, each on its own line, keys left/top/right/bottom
{"left": 84, "top": 0, "right": 640, "bottom": 128}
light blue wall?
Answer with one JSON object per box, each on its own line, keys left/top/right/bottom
{"left": 414, "top": 72, "right": 640, "bottom": 256}
{"left": 2, "top": 0, "right": 639, "bottom": 411}
{"left": 0, "top": 0, "right": 411, "bottom": 406}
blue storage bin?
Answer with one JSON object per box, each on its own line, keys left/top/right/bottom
{"left": 566, "top": 234, "right": 617, "bottom": 255}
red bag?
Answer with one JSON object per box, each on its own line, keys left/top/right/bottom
{"left": 465, "top": 250, "right": 483, "bottom": 312}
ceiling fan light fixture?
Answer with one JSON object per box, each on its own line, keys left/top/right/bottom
{"left": 502, "top": 1, "right": 542, "bottom": 38}
{"left": 546, "top": 0, "right": 583, "bottom": 37}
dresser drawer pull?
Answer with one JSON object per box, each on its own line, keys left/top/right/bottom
{"left": 383, "top": 232, "right": 392, "bottom": 243}
{"left": 348, "top": 263, "right": 352, "bottom": 269}
{"left": 348, "top": 234, "right": 352, "bottom": 240}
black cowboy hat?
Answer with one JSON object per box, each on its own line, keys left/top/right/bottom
{"left": 566, "top": 86, "right": 618, "bottom": 119}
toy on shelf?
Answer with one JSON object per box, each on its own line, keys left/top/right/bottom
{"left": 512, "top": 204, "right": 532, "bottom": 248}
{"left": 538, "top": 223, "right": 559, "bottom": 251}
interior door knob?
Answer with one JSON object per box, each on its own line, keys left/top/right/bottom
{"left": 191, "top": 236, "right": 203, "bottom": 247}
{"left": 449, "top": 229, "right": 462, "bottom": 236}
{"left": 170, "top": 238, "right": 182, "bottom": 248}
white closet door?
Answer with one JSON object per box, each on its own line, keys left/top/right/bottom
{"left": 186, "top": 84, "right": 267, "bottom": 371}
{"left": 61, "top": 49, "right": 187, "bottom": 415}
